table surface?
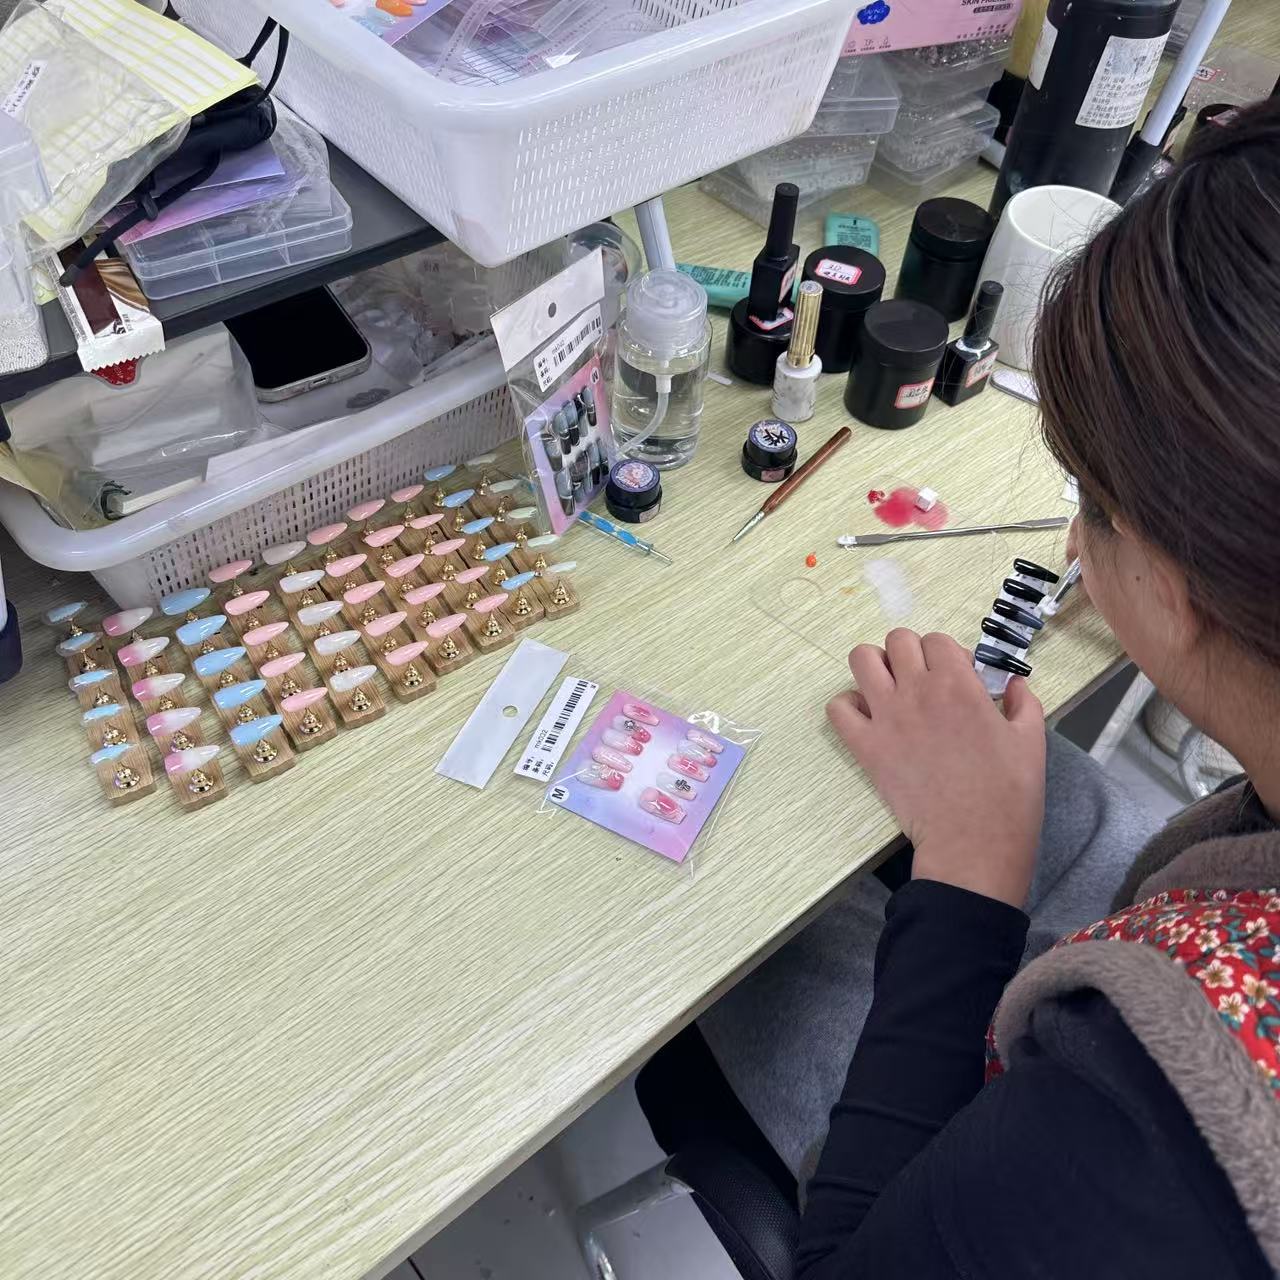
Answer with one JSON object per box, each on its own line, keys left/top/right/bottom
{"left": 1, "top": 8, "right": 1272, "bottom": 1273}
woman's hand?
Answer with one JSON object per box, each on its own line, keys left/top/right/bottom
{"left": 826, "top": 629, "right": 1047, "bottom": 909}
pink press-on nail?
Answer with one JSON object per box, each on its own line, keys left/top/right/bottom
{"left": 425, "top": 613, "right": 466, "bottom": 639}
{"left": 403, "top": 582, "right": 447, "bottom": 606}
{"left": 209, "top": 558, "right": 253, "bottom": 584}
{"left": 579, "top": 763, "right": 625, "bottom": 791}
{"left": 686, "top": 727, "right": 725, "bottom": 754}
{"left": 384, "top": 640, "right": 429, "bottom": 667}
{"left": 243, "top": 621, "right": 290, "bottom": 647}
{"left": 347, "top": 498, "right": 386, "bottom": 522}
{"left": 593, "top": 743, "right": 634, "bottom": 774}
{"left": 364, "top": 611, "right": 406, "bottom": 637}
{"left": 102, "top": 606, "right": 154, "bottom": 636}
{"left": 614, "top": 715, "right": 652, "bottom": 743}
{"left": 668, "top": 754, "right": 709, "bottom": 782}
{"left": 454, "top": 564, "right": 490, "bottom": 586}
{"left": 118, "top": 636, "right": 170, "bottom": 668}
{"left": 280, "top": 687, "right": 329, "bottom": 713}
{"left": 306, "top": 522, "right": 347, "bottom": 547}
{"left": 325, "top": 553, "right": 367, "bottom": 579}
{"left": 391, "top": 483, "right": 424, "bottom": 504}
{"left": 343, "top": 580, "right": 385, "bottom": 606}
{"left": 224, "top": 590, "right": 271, "bottom": 617}
{"left": 385, "top": 553, "right": 425, "bottom": 579}
{"left": 678, "top": 739, "right": 718, "bottom": 768}
{"left": 260, "top": 651, "right": 307, "bottom": 679}
{"left": 602, "top": 728, "right": 644, "bottom": 756}
{"left": 430, "top": 537, "right": 467, "bottom": 557}
{"left": 164, "top": 744, "right": 219, "bottom": 776}
{"left": 132, "top": 672, "right": 184, "bottom": 700}
{"left": 623, "top": 701, "right": 660, "bottom": 726}
{"left": 472, "top": 593, "right": 508, "bottom": 614}
{"left": 640, "top": 787, "right": 686, "bottom": 824}
{"left": 409, "top": 512, "right": 445, "bottom": 530}
{"left": 146, "top": 705, "right": 201, "bottom": 739}
{"left": 657, "top": 771, "right": 698, "bottom": 802}
{"left": 363, "top": 524, "right": 405, "bottom": 548}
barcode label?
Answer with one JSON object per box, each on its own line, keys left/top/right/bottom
{"left": 515, "top": 676, "right": 599, "bottom": 780}
{"left": 533, "top": 306, "right": 603, "bottom": 391}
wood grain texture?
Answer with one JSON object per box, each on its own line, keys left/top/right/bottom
{"left": 1, "top": 7, "right": 1272, "bottom": 1271}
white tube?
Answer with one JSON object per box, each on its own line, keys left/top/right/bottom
{"left": 634, "top": 196, "right": 676, "bottom": 271}
{"left": 1140, "top": 0, "right": 1231, "bottom": 145}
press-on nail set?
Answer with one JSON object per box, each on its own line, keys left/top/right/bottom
{"left": 45, "top": 457, "right": 586, "bottom": 811}
{"left": 971, "top": 556, "right": 1065, "bottom": 697}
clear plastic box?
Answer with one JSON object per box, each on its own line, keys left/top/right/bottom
{"left": 698, "top": 166, "right": 827, "bottom": 227}
{"left": 737, "top": 134, "right": 877, "bottom": 200}
{"left": 0, "top": 113, "right": 49, "bottom": 375}
{"left": 878, "top": 98, "right": 999, "bottom": 173}
{"left": 808, "top": 53, "right": 901, "bottom": 136}
{"left": 883, "top": 41, "right": 1009, "bottom": 108}
{"left": 867, "top": 154, "right": 981, "bottom": 205}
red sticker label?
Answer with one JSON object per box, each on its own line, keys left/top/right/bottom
{"left": 894, "top": 378, "right": 934, "bottom": 410}
{"left": 750, "top": 306, "right": 794, "bottom": 332}
{"left": 965, "top": 352, "right": 998, "bottom": 387}
{"left": 814, "top": 258, "right": 862, "bottom": 286}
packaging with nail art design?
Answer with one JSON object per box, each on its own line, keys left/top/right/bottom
{"left": 545, "top": 689, "right": 750, "bottom": 864}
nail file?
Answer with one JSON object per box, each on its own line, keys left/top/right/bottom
{"left": 436, "top": 639, "right": 568, "bottom": 789}
{"left": 514, "top": 676, "right": 599, "bottom": 782}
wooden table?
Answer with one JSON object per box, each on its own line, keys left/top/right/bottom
{"left": 10, "top": 12, "right": 1274, "bottom": 1264}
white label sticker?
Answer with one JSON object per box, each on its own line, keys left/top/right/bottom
{"left": 778, "top": 263, "right": 797, "bottom": 302}
{"left": 514, "top": 676, "right": 599, "bottom": 781}
{"left": 2, "top": 60, "right": 45, "bottom": 116}
{"left": 1028, "top": 19, "right": 1056, "bottom": 92}
{"left": 894, "top": 378, "right": 934, "bottom": 410}
{"left": 1076, "top": 33, "right": 1169, "bottom": 130}
{"left": 814, "top": 257, "right": 862, "bottom": 286}
{"left": 965, "top": 351, "right": 999, "bottom": 388}
{"left": 533, "top": 304, "right": 603, "bottom": 392}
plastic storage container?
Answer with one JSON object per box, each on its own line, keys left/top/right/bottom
{"left": 737, "top": 134, "right": 877, "bottom": 200}
{"left": 807, "top": 53, "right": 901, "bottom": 135}
{"left": 878, "top": 99, "right": 1000, "bottom": 172}
{"left": 883, "top": 39, "right": 1010, "bottom": 107}
{"left": 698, "top": 165, "right": 826, "bottom": 227}
{"left": 176, "top": 0, "right": 854, "bottom": 266}
{"left": 868, "top": 154, "right": 982, "bottom": 204}
{"left": 0, "top": 113, "right": 50, "bottom": 377}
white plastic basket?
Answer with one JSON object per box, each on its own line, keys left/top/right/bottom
{"left": 173, "top": 0, "right": 852, "bottom": 265}
{"left": 0, "top": 348, "right": 516, "bottom": 606}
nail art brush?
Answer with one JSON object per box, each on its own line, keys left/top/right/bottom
{"left": 837, "top": 516, "right": 1068, "bottom": 548}
{"left": 729, "top": 426, "right": 851, "bottom": 545}
{"left": 577, "top": 509, "right": 673, "bottom": 565}
{"left": 1040, "top": 557, "right": 1082, "bottom": 617}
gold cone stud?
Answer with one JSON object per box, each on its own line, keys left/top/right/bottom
{"left": 332, "top": 653, "right": 350, "bottom": 673}
{"left": 171, "top": 730, "right": 194, "bottom": 751}
{"left": 188, "top": 769, "right": 213, "bottom": 794}
{"left": 403, "top": 664, "right": 423, "bottom": 690}
{"left": 157, "top": 696, "right": 176, "bottom": 711}
{"left": 484, "top": 616, "right": 503, "bottom": 639}
{"left": 92, "top": 690, "right": 112, "bottom": 707}
{"left": 360, "top": 605, "right": 378, "bottom": 625}
{"left": 199, "top": 640, "right": 216, "bottom": 655}
{"left": 79, "top": 654, "right": 98, "bottom": 672}
{"left": 438, "top": 636, "right": 459, "bottom": 661}
{"left": 299, "top": 710, "right": 322, "bottom": 735}
{"left": 280, "top": 677, "right": 301, "bottom": 698}
{"left": 381, "top": 635, "right": 399, "bottom": 653}
{"left": 350, "top": 689, "right": 371, "bottom": 713}
{"left": 264, "top": 642, "right": 281, "bottom": 660}
{"left": 113, "top": 766, "right": 141, "bottom": 790}
{"left": 101, "top": 725, "right": 126, "bottom": 746}
{"left": 253, "top": 738, "right": 278, "bottom": 764}
{"left": 143, "top": 660, "right": 160, "bottom": 677}
{"left": 514, "top": 591, "right": 533, "bottom": 616}
{"left": 299, "top": 591, "right": 316, "bottom": 607}
{"left": 237, "top": 705, "right": 257, "bottom": 724}
{"left": 552, "top": 582, "right": 570, "bottom": 606}
{"left": 218, "top": 671, "right": 236, "bottom": 688}
{"left": 419, "top": 607, "right": 436, "bottom": 627}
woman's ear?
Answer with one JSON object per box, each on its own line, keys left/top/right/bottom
{"left": 1113, "top": 516, "right": 1201, "bottom": 646}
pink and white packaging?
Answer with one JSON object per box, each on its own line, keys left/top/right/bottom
{"left": 843, "top": 0, "right": 1023, "bottom": 56}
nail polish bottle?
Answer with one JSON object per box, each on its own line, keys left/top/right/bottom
{"left": 933, "top": 280, "right": 1003, "bottom": 407}
{"left": 771, "top": 281, "right": 823, "bottom": 423}
{"left": 726, "top": 182, "right": 800, "bottom": 385}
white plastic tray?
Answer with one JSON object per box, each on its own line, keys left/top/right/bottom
{"left": 175, "top": 0, "right": 853, "bottom": 265}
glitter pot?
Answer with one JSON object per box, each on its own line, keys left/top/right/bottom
{"left": 605, "top": 459, "right": 663, "bottom": 523}
{"left": 801, "top": 245, "right": 886, "bottom": 374}
{"left": 741, "top": 418, "right": 798, "bottom": 482}
{"left": 844, "top": 300, "right": 949, "bottom": 430}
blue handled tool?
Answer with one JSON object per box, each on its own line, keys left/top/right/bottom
{"left": 577, "top": 509, "right": 673, "bottom": 565}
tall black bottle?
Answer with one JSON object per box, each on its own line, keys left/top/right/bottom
{"left": 990, "top": 0, "right": 1178, "bottom": 219}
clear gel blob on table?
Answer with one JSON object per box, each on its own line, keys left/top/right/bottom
{"left": 611, "top": 268, "right": 711, "bottom": 470}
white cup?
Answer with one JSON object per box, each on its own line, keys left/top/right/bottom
{"left": 979, "top": 185, "right": 1121, "bottom": 371}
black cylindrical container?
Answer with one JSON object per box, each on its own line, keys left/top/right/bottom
{"left": 991, "top": 0, "right": 1179, "bottom": 218}
{"left": 605, "top": 459, "right": 662, "bottom": 523}
{"left": 844, "top": 300, "right": 948, "bottom": 430}
{"left": 800, "top": 245, "right": 885, "bottom": 373}
{"left": 895, "top": 199, "right": 994, "bottom": 322}
{"left": 741, "top": 418, "right": 798, "bottom": 482}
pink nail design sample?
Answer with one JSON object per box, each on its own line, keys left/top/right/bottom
{"left": 408, "top": 513, "right": 444, "bottom": 530}
{"left": 165, "top": 744, "right": 219, "bottom": 775}
{"left": 384, "top": 640, "right": 428, "bottom": 667}
{"left": 146, "top": 705, "right": 201, "bottom": 739}
{"left": 430, "top": 538, "right": 467, "bottom": 557}
{"left": 602, "top": 728, "right": 643, "bottom": 755}
{"left": 385, "top": 553, "right": 425, "bottom": 579}
{"left": 668, "top": 754, "right": 709, "bottom": 782}
{"left": 132, "top": 672, "right": 184, "bottom": 700}
{"left": 425, "top": 613, "right": 466, "bottom": 639}
{"left": 243, "top": 621, "right": 290, "bottom": 647}
{"left": 657, "top": 771, "right": 698, "bottom": 801}
{"left": 342, "top": 580, "right": 385, "bottom": 606}
{"left": 298, "top": 600, "right": 344, "bottom": 628}
{"left": 403, "top": 582, "right": 447, "bottom": 606}
{"left": 623, "top": 701, "right": 660, "bottom": 726}
{"left": 347, "top": 498, "right": 385, "bottom": 522}
{"left": 325, "top": 554, "right": 367, "bottom": 579}
{"left": 260, "top": 651, "right": 307, "bottom": 679}
{"left": 678, "top": 739, "right": 717, "bottom": 768}
{"left": 580, "top": 763, "right": 625, "bottom": 790}
{"left": 614, "top": 715, "right": 652, "bottom": 743}
{"left": 306, "top": 522, "right": 347, "bottom": 547}
{"left": 364, "top": 611, "right": 406, "bottom": 637}
{"left": 363, "top": 523, "right": 405, "bottom": 548}
{"left": 472, "top": 593, "right": 508, "bottom": 614}
{"left": 280, "top": 687, "right": 329, "bottom": 713}
{"left": 224, "top": 590, "right": 270, "bottom": 617}
{"left": 102, "top": 606, "right": 154, "bottom": 636}
{"left": 639, "top": 788, "right": 686, "bottom": 824}
{"left": 118, "top": 636, "right": 170, "bottom": 668}
{"left": 686, "top": 728, "right": 725, "bottom": 754}
{"left": 391, "top": 484, "right": 424, "bottom": 504}
{"left": 209, "top": 558, "right": 252, "bottom": 584}
{"left": 454, "top": 565, "right": 489, "bottom": 585}
{"left": 593, "top": 744, "right": 634, "bottom": 773}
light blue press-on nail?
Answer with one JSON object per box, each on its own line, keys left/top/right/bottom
{"left": 90, "top": 743, "right": 130, "bottom": 766}
{"left": 229, "top": 714, "right": 283, "bottom": 748}
{"left": 462, "top": 516, "right": 494, "bottom": 535}
{"left": 45, "top": 601, "right": 86, "bottom": 624}
{"left": 83, "top": 703, "right": 123, "bottom": 723}
{"left": 56, "top": 631, "right": 98, "bottom": 655}
{"left": 193, "top": 646, "right": 246, "bottom": 679}
{"left": 213, "top": 679, "right": 265, "bottom": 710}
{"left": 501, "top": 571, "right": 536, "bottom": 591}
{"left": 176, "top": 614, "right": 227, "bottom": 646}
{"left": 159, "top": 586, "right": 212, "bottom": 616}
{"left": 70, "top": 669, "right": 111, "bottom": 690}
{"left": 424, "top": 465, "right": 456, "bottom": 482}
{"left": 482, "top": 542, "right": 517, "bottom": 561}
{"left": 441, "top": 488, "right": 475, "bottom": 508}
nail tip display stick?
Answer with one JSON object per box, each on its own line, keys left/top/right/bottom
{"left": 729, "top": 426, "right": 851, "bottom": 546}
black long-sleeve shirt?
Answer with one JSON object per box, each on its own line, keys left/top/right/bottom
{"left": 795, "top": 879, "right": 1270, "bottom": 1279}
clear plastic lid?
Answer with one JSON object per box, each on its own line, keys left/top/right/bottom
{"left": 0, "top": 113, "right": 50, "bottom": 224}
{"left": 621, "top": 268, "right": 709, "bottom": 358}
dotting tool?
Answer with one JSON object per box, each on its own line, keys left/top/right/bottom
{"left": 729, "top": 426, "right": 851, "bottom": 545}
{"left": 578, "top": 509, "right": 673, "bottom": 565}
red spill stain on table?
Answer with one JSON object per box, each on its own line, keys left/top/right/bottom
{"left": 870, "top": 486, "right": 950, "bottom": 531}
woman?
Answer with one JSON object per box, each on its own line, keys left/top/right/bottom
{"left": 703, "top": 100, "right": 1280, "bottom": 1275}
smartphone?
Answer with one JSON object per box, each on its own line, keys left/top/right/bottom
{"left": 225, "top": 286, "right": 371, "bottom": 403}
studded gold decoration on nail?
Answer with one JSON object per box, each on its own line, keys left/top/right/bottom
{"left": 382, "top": 636, "right": 399, "bottom": 653}
{"left": 237, "top": 705, "right": 257, "bottom": 724}
{"left": 113, "top": 767, "right": 140, "bottom": 790}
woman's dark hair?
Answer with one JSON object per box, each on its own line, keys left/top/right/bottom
{"left": 1035, "top": 97, "right": 1280, "bottom": 666}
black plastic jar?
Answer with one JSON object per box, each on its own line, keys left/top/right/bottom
{"left": 741, "top": 418, "right": 797, "bottom": 482}
{"left": 605, "top": 458, "right": 662, "bottom": 523}
{"left": 894, "top": 198, "right": 995, "bottom": 323}
{"left": 800, "top": 245, "right": 886, "bottom": 374}
{"left": 844, "top": 300, "right": 949, "bottom": 430}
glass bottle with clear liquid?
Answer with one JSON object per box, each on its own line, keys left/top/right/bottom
{"left": 611, "top": 268, "right": 711, "bottom": 469}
